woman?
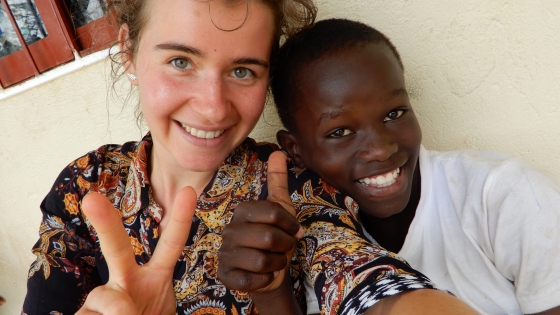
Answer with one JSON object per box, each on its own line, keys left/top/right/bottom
{"left": 22, "top": 0, "right": 479, "bottom": 314}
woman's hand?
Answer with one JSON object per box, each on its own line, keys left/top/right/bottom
{"left": 76, "top": 186, "right": 197, "bottom": 315}
{"left": 218, "top": 151, "right": 304, "bottom": 314}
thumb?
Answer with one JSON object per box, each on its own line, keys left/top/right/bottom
{"left": 267, "top": 151, "right": 295, "bottom": 215}
{"left": 77, "top": 286, "right": 139, "bottom": 315}
{"left": 268, "top": 151, "right": 303, "bottom": 238}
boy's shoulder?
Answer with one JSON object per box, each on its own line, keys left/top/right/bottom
{"left": 425, "top": 146, "right": 514, "bottom": 167}
{"left": 421, "top": 145, "right": 559, "bottom": 200}
{"left": 422, "top": 146, "right": 534, "bottom": 180}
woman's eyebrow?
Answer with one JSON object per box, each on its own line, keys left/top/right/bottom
{"left": 154, "top": 42, "right": 204, "bottom": 57}
{"left": 152, "top": 43, "right": 268, "bottom": 68}
{"left": 232, "top": 57, "right": 269, "bottom": 69}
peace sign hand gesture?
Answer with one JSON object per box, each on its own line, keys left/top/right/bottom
{"left": 76, "top": 187, "right": 197, "bottom": 315}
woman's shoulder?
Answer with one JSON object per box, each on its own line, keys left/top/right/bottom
{"left": 71, "top": 138, "right": 146, "bottom": 175}
{"left": 47, "top": 138, "right": 149, "bottom": 204}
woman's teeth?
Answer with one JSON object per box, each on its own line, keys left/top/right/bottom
{"left": 181, "top": 123, "right": 224, "bottom": 139}
{"left": 358, "top": 168, "right": 401, "bottom": 188}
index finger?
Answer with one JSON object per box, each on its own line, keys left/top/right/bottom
{"left": 82, "top": 192, "right": 137, "bottom": 279}
{"left": 267, "top": 151, "right": 295, "bottom": 214}
{"left": 150, "top": 186, "right": 197, "bottom": 270}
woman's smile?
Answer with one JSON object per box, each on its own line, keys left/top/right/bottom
{"left": 178, "top": 122, "right": 225, "bottom": 139}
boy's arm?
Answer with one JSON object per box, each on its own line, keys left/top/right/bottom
{"left": 219, "top": 152, "right": 478, "bottom": 314}
{"left": 365, "top": 290, "right": 479, "bottom": 315}
{"left": 529, "top": 307, "right": 560, "bottom": 315}
{"left": 485, "top": 160, "right": 560, "bottom": 314}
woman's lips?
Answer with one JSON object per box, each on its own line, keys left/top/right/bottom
{"left": 180, "top": 122, "right": 225, "bottom": 139}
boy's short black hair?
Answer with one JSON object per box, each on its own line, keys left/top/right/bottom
{"left": 270, "top": 18, "right": 403, "bottom": 132}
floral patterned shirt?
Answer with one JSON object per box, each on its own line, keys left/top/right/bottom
{"left": 23, "top": 134, "right": 437, "bottom": 315}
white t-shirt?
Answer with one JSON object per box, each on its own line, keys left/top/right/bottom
{"left": 305, "top": 146, "right": 560, "bottom": 315}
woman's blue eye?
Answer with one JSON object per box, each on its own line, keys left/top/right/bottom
{"left": 384, "top": 110, "right": 405, "bottom": 122}
{"left": 232, "top": 67, "right": 252, "bottom": 79}
{"left": 172, "top": 58, "right": 190, "bottom": 69}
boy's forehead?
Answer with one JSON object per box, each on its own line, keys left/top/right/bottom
{"left": 297, "top": 43, "right": 405, "bottom": 100}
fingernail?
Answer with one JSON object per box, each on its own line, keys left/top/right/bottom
{"left": 296, "top": 226, "right": 304, "bottom": 238}
{"left": 273, "top": 271, "right": 280, "bottom": 278}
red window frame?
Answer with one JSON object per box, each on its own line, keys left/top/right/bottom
{"left": 55, "top": 0, "right": 118, "bottom": 56}
{"left": 0, "top": 0, "right": 118, "bottom": 88}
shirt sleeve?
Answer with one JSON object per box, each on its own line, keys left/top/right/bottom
{"left": 485, "top": 159, "right": 560, "bottom": 314}
{"left": 22, "top": 153, "right": 100, "bottom": 315}
{"left": 285, "top": 165, "right": 439, "bottom": 315}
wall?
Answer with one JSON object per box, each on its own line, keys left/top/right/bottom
{"left": 1, "top": 0, "right": 559, "bottom": 313}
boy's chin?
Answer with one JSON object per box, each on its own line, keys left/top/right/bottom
{"left": 358, "top": 197, "right": 409, "bottom": 219}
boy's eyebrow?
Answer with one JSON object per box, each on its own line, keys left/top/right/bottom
{"left": 154, "top": 42, "right": 204, "bottom": 57}
{"left": 318, "top": 108, "right": 349, "bottom": 125}
{"left": 385, "top": 88, "right": 408, "bottom": 100}
{"left": 318, "top": 88, "right": 409, "bottom": 125}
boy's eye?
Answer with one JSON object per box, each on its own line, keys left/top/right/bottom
{"left": 171, "top": 58, "right": 191, "bottom": 69}
{"left": 384, "top": 109, "right": 405, "bottom": 122}
{"left": 328, "top": 128, "right": 353, "bottom": 138}
{"left": 232, "top": 67, "right": 253, "bottom": 79}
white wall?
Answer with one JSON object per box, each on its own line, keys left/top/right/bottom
{"left": 1, "top": 0, "right": 559, "bottom": 313}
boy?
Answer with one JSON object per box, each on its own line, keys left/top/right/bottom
{"left": 270, "top": 19, "right": 560, "bottom": 315}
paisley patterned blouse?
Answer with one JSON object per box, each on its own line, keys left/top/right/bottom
{"left": 23, "top": 134, "right": 437, "bottom": 315}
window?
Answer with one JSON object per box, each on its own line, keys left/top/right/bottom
{"left": 0, "top": 0, "right": 117, "bottom": 88}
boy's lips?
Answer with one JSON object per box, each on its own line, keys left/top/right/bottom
{"left": 180, "top": 122, "right": 225, "bottom": 139}
{"left": 357, "top": 167, "right": 401, "bottom": 188}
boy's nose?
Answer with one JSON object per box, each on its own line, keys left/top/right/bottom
{"left": 357, "top": 133, "right": 398, "bottom": 162}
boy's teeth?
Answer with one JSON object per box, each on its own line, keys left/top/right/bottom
{"left": 358, "top": 168, "right": 400, "bottom": 187}
{"left": 181, "top": 123, "right": 224, "bottom": 139}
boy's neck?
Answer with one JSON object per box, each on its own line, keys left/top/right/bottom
{"left": 360, "top": 166, "right": 421, "bottom": 253}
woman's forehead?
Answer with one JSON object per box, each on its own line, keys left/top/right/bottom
{"left": 143, "top": 0, "right": 259, "bottom": 28}
{"left": 143, "top": 0, "right": 272, "bottom": 38}
{"left": 138, "top": 0, "right": 275, "bottom": 58}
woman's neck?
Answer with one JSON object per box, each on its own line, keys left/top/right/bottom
{"left": 148, "top": 144, "right": 216, "bottom": 228}
{"left": 361, "top": 165, "right": 421, "bottom": 253}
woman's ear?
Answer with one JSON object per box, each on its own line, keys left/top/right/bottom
{"left": 276, "top": 130, "right": 306, "bottom": 169}
{"left": 119, "top": 24, "right": 137, "bottom": 85}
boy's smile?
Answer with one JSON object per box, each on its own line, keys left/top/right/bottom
{"left": 279, "top": 43, "right": 422, "bottom": 218}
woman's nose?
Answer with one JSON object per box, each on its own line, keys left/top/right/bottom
{"left": 193, "top": 74, "right": 231, "bottom": 122}
{"left": 357, "top": 132, "right": 398, "bottom": 162}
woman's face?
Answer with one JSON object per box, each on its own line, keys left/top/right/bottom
{"left": 128, "top": 0, "right": 274, "bottom": 172}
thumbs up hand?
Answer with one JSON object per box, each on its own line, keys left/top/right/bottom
{"left": 76, "top": 187, "right": 197, "bottom": 315}
{"left": 218, "top": 151, "right": 304, "bottom": 314}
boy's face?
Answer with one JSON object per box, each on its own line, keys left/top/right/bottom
{"left": 282, "top": 43, "right": 422, "bottom": 218}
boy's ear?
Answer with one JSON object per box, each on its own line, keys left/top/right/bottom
{"left": 277, "top": 130, "right": 306, "bottom": 169}
{"left": 119, "top": 24, "right": 137, "bottom": 86}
